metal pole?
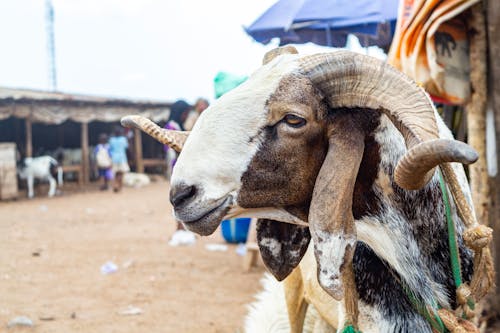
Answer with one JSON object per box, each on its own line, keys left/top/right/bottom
{"left": 326, "top": 23, "right": 332, "bottom": 47}
{"left": 45, "top": 0, "right": 57, "bottom": 91}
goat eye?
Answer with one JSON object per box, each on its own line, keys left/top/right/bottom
{"left": 283, "top": 114, "right": 306, "bottom": 128}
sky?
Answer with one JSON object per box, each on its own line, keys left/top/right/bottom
{"left": 0, "top": 0, "right": 385, "bottom": 105}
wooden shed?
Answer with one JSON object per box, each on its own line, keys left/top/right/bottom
{"left": 0, "top": 87, "right": 172, "bottom": 184}
{"left": 0, "top": 143, "right": 18, "bottom": 199}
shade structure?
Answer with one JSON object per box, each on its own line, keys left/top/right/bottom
{"left": 245, "top": 0, "right": 399, "bottom": 49}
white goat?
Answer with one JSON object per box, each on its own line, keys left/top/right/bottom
{"left": 18, "top": 156, "right": 63, "bottom": 198}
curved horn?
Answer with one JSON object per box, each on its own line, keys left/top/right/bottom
{"left": 121, "top": 115, "right": 189, "bottom": 152}
{"left": 299, "top": 51, "right": 475, "bottom": 189}
{"left": 395, "top": 139, "right": 478, "bottom": 189}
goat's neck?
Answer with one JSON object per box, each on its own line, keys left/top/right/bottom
{"left": 351, "top": 114, "right": 473, "bottom": 328}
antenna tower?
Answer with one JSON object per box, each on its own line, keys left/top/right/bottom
{"left": 45, "top": 0, "right": 57, "bottom": 91}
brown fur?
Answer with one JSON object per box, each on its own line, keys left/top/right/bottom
{"left": 238, "top": 74, "right": 383, "bottom": 282}
{"left": 238, "top": 75, "right": 329, "bottom": 210}
{"left": 256, "top": 220, "right": 311, "bottom": 281}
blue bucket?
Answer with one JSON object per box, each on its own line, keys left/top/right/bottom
{"left": 221, "top": 218, "right": 251, "bottom": 243}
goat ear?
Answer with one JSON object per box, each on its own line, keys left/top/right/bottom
{"left": 308, "top": 118, "right": 365, "bottom": 300}
{"left": 256, "top": 219, "right": 310, "bottom": 281}
{"left": 262, "top": 45, "right": 298, "bottom": 65}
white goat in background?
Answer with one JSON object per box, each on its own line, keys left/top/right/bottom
{"left": 18, "top": 156, "right": 63, "bottom": 198}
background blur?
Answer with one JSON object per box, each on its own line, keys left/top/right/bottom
{"left": 0, "top": 0, "right": 385, "bottom": 103}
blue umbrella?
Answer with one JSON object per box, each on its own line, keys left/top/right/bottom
{"left": 245, "top": 0, "right": 399, "bottom": 49}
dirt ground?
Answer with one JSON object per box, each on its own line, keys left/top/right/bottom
{"left": 0, "top": 179, "right": 266, "bottom": 333}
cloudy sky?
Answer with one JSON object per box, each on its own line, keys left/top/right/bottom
{"left": 0, "top": 0, "right": 383, "bottom": 104}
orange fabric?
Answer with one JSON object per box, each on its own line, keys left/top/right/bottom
{"left": 388, "top": 0, "right": 479, "bottom": 105}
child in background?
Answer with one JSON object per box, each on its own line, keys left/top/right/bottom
{"left": 95, "top": 133, "right": 113, "bottom": 191}
{"left": 109, "top": 127, "right": 130, "bottom": 192}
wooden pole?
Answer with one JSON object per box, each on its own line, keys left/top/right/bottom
{"left": 469, "top": 2, "right": 499, "bottom": 327}
{"left": 466, "top": 3, "right": 489, "bottom": 226}
{"left": 81, "top": 122, "right": 89, "bottom": 185}
{"left": 133, "top": 129, "right": 144, "bottom": 173}
{"left": 486, "top": 0, "right": 500, "bottom": 315}
{"left": 25, "top": 116, "right": 32, "bottom": 158}
{"left": 134, "top": 128, "right": 144, "bottom": 173}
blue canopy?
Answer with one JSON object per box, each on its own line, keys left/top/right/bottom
{"left": 245, "top": 0, "right": 399, "bottom": 49}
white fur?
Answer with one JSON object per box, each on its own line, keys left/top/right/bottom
{"left": 313, "top": 230, "right": 356, "bottom": 300}
{"left": 245, "top": 248, "right": 386, "bottom": 333}
{"left": 18, "top": 156, "right": 63, "bottom": 198}
{"left": 244, "top": 273, "right": 327, "bottom": 333}
{"left": 171, "top": 54, "right": 301, "bottom": 206}
{"left": 227, "top": 206, "right": 308, "bottom": 226}
{"left": 259, "top": 237, "right": 283, "bottom": 258}
{"left": 356, "top": 216, "right": 450, "bottom": 307}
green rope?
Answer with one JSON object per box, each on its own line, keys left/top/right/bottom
{"left": 401, "top": 281, "right": 447, "bottom": 333}
{"left": 341, "top": 323, "right": 362, "bottom": 333}
{"left": 438, "top": 171, "right": 475, "bottom": 317}
{"left": 342, "top": 172, "right": 475, "bottom": 333}
{"left": 438, "top": 172, "right": 463, "bottom": 288}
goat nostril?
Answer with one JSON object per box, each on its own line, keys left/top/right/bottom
{"left": 170, "top": 184, "right": 197, "bottom": 207}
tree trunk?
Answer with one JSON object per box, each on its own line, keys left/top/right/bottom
{"left": 486, "top": 0, "right": 500, "bottom": 324}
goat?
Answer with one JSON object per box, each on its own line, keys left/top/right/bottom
{"left": 247, "top": 241, "right": 405, "bottom": 333}
{"left": 122, "top": 47, "right": 486, "bottom": 332}
{"left": 18, "top": 156, "right": 63, "bottom": 198}
{"left": 244, "top": 270, "right": 335, "bottom": 333}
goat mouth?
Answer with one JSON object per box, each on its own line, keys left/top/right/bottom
{"left": 178, "top": 196, "right": 232, "bottom": 236}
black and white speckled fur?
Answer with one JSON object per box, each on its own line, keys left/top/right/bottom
{"left": 342, "top": 112, "right": 474, "bottom": 331}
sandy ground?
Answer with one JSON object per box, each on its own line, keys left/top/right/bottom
{"left": 0, "top": 179, "right": 265, "bottom": 333}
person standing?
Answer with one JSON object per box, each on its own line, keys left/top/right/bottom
{"left": 183, "top": 97, "right": 209, "bottom": 130}
{"left": 109, "top": 127, "right": 129, "bottom": 192}
{"left": 164, "top": 100, "right": 191, "bottom": 179}
{"left": 95, "top": 133, "right": 113, "bottom": 190}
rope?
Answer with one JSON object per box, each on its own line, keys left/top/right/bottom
{"left": 399, "top": 277, "right": 446, "bottom": 332}
{"left": 342, "top": 261, "right": 361, "bottom": 332}
{"left": 338, "top": 164, "right": 492, "bottom": 333}
{"left": 439, "top": 164, "right": 494, "bottom": 310}
{"left": 438, "top": 173, "right": 463, "bottom": 288}
{"left": 397, "top": 169, "right": 488, "bottom": 332}
{"left": 341, "top": 323, "right": 362, "bottom": 333}
{"left": 438, "top": 171, "right": 478, "bottom": 322}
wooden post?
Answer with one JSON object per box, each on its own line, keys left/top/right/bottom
{"left": 25, "top": 116, "right": 32, "bottom": 158}
{"left": 134, "top": 128, "right": 144, "bottom": 173}
{"left": 243, "top": 218, "right": 259, "bottom": 271}
{"left": 58, "top": 124, "right": 64, "bottom": 149}
{"left": 81, "top": 122, "right": 89, "bottom": 185}
{"left": 466, "top": 3, "right": 489, "bottom": 226}
{"left": 487, "top": 0, "right": 500, "bottom": 316}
